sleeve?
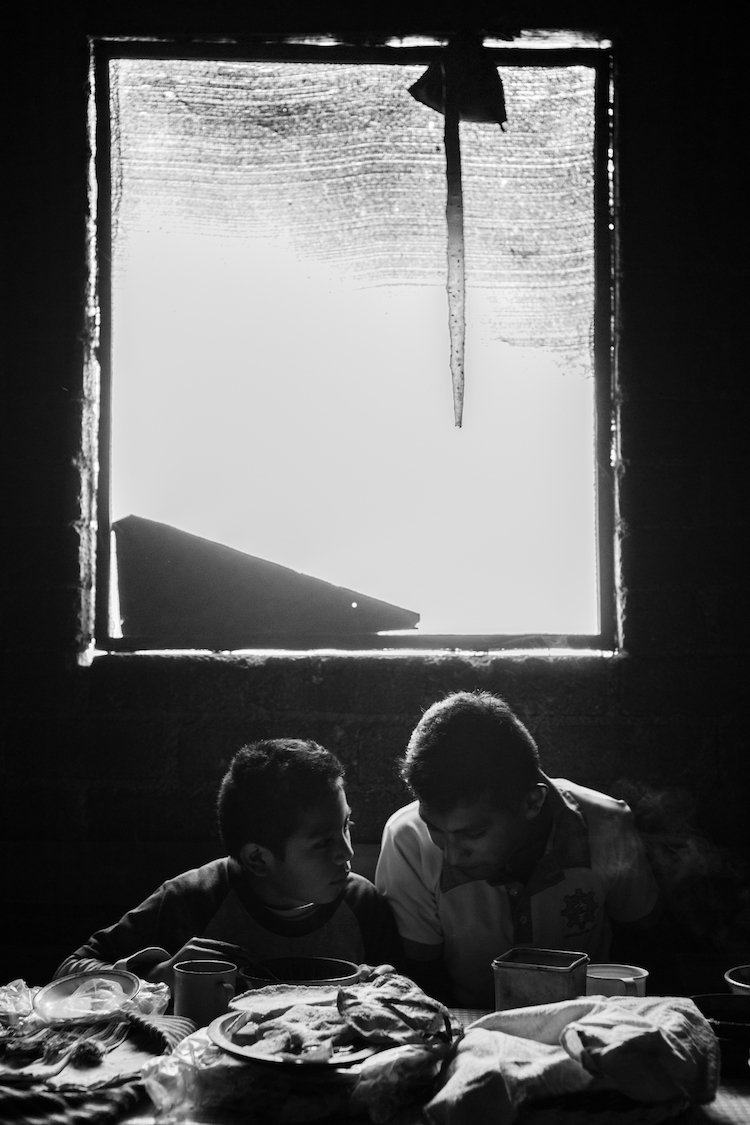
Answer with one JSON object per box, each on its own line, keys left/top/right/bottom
{"left": 375, "top": 808, "right": 445, "bottom": 947}
{"left": 55, "top": 884, "right": 173, "bottom": 979}
{"left": 344, "top": 877, "right": 405, "bottom": 969}
{"left": 54, "top": 864, "right": 228, "bottom": 979}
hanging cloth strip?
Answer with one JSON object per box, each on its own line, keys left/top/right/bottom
{"left": 409, "top": 34, "right": 507, "bottom": 427}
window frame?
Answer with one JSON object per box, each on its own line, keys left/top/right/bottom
{"left": 91, "top": 33, "right": 618, "bottom": 653}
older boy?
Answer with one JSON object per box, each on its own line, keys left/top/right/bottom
{"left": 56, "top": 739, "right": 400, "bottom": 986}
{"left": 376, "top": 691, "right": 661, "bottom": 1008}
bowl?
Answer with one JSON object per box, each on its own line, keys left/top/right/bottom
{"left": 33, "top": 969, "right": 141, "bottom": 1025}
{"left": 724, "top": 965, "right": 750, "bottom": 995}
{"left": 692, "top": 993, "right": 750, "bottom": 1078}
{"left": 239, "top": 956, "right": 361, "bottom": 989}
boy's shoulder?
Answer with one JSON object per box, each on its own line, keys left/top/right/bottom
{"left": 342, "top": 870, "right": 383, "bottom": 896}
{"left": 550, "top": 777, "right": 634, "bottom": 827}
{"left": 340, "top": 871, "right": 391, "bottom": 911}
{"left": 159, "top": 856, "right": 240, "bottom": 897}
{"left": 382, "top": 800, "right": 421, "bottom": 834}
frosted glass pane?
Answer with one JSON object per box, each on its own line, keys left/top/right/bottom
{"left": 110, "top": 58, "right": 599, "bottom": 636}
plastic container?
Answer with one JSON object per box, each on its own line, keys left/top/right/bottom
{"left": 492, "top": 947, "right": 589, "bottom": 1010}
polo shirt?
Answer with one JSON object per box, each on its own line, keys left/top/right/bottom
{"left": 375, "top": 777, "right": 659, "bottom": 1008}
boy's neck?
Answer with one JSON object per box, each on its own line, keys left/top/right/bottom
{"left": 242, "top": 867, "right": 317, "bottom": 911}
{"left": 264, "top": 900, "right": 318, "bottom": 917}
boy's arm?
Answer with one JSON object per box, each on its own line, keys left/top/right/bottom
{"left": 54, "top": 862, "right": 232, "bottom": 981}
{"left": 375, "top": 809, "right": 453, "bottom": 1002}
{"left": 363, "top": 888, "right": 404, "bottom": 970}
{"left": 133, "top": 937, "right": 252, "bottom": 987}
{"left": 339, "top": 874, "right": 404, "bottom": 970}
{"left": 55, "top": 951, "right": 117, "bottom": 978}
{"left": 343, "top": 875, "right": 453, "bottom": 1003}
{"left": 55, "top": 889, "right": 170, "bottom": 979}
{"left": 401, "top": 938, "right": 453, "bottom": 1005}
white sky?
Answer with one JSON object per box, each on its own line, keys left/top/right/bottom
{"left": 111, "top": 231, "right": 598, "bottom": 634}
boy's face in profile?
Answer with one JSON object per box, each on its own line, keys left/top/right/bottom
{"left": 258, "top": 781, "right": 355, "bottom": 908}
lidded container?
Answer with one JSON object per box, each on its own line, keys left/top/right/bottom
{"left": 492, "top": 947, "right": 589, "bottom": 1010}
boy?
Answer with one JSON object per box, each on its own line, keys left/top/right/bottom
{"left": 376, "top": 691, "right": 661, "bottom": 1008}
{"left": 56, "top": 739, "right": 401, "bottom": 986}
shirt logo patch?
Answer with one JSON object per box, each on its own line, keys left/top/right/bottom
{"left": 561, "top": 887, "right": 597, "bottom": 932}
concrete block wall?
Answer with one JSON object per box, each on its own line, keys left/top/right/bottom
{"left": 2, "top": 1, "right": 749, "bottom": 992}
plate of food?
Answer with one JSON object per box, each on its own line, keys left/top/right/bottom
{"left": 209, "top": 968, "right": 456, "bottom": 1073}
{"left": 209, "top": 1009, "right": 380, "bottom": 1067}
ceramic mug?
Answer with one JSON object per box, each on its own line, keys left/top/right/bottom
{"left": 173, "top": 959, "right": 237, "bottom": 1025}
{"left": 586, "top": 962, "right": 649, "bottom": 996}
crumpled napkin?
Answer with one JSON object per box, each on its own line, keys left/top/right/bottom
{"left": 558, "top": 995, "right": 718, "bottom": 1104}
{"left": 425, "top": 996, "right": 719, "bottom": 1125}
{"left": 0, "top": 979, "right": 37, "bottom": 1026}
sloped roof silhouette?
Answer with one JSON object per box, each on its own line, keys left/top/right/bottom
{"left": 114, "top": 515, "right": 419, "bottom": 646}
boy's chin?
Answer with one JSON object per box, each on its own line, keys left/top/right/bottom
{"left": 313, "top": 879, "right": 348, "bottom": 904}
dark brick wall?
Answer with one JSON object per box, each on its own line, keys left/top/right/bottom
{"left": 2, "top": 1, "right": 749, "bottom": 992}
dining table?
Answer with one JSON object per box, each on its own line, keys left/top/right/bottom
{"left": 115, "top": 1008, "right": 750, "bottom": 1125}
{"left": 3, "top": 1005, "right": 750, "bottom": 1125}
{"left": 118, "top": 1077, "right": 750, "bottom": 1125}
{"left": 119, "top": 1090, "right": 750, "bottom": 1125}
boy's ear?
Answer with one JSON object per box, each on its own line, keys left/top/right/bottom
{"left": 239, "top": 841, "right": 275, "bottom": 877}
{"left": 521, "top": 783, "right": 548, "bottom": 821}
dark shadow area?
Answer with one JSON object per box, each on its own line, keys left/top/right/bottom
{"left": 613, "top": 780, "right": 750, "bottom": 997}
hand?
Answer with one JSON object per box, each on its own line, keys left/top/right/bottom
{"left": 146, "top": 937, "right": 251, "bottom": 987}
{"left": 356, "top": 963, "right": 396, "bottom": 981}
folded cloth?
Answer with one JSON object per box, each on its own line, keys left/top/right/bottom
{"left": 126, "top": 1012, "right": 196, "bottom": 1054}
{"left": 425, "top": 996, "right": 719, "bottom": 1125}
{"left": 558, "top": 996, "right": 718, "bottom": 1105}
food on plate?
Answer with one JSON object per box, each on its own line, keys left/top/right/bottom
{"left": 221, "top": 970, "right": 453, "bottom": 1065}
{"left": 337, "top": 971, "right": 451, "bottom": 1045}
{"left": 230, "top": 983, "right": 342, "bottom": 1020}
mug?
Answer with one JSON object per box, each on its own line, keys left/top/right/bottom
{"left": 173, "top": 959, "right": 236, "bottom": 1025}
{"left": 586, "top": 962, "right": 649, "bottom": 996}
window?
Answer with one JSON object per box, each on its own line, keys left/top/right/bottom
{"left": 92, "top": 33, "right": 616, "bottom": 650}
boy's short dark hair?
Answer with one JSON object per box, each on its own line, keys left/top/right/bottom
{"left": 217, "top": 738, "right": 345, "bottom": 859}
{"left": 400, "top": 691, "right": 541, "bottom": 812}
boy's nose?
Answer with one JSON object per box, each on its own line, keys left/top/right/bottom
{"left": 337, "top": 834, "right": 354, "bottom": 863}
{"left": 442, "top": 836, "right": 465, "bottom": 867}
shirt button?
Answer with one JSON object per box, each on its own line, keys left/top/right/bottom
{"left": 509, "top": 888, "right": 517, "bottom": 897}
{"left": 520, "top": 915, "right": 528, "bottom": 924}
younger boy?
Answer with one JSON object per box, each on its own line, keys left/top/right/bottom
{"left": 56, "top": 739, "right": 401, "bottom": 986}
